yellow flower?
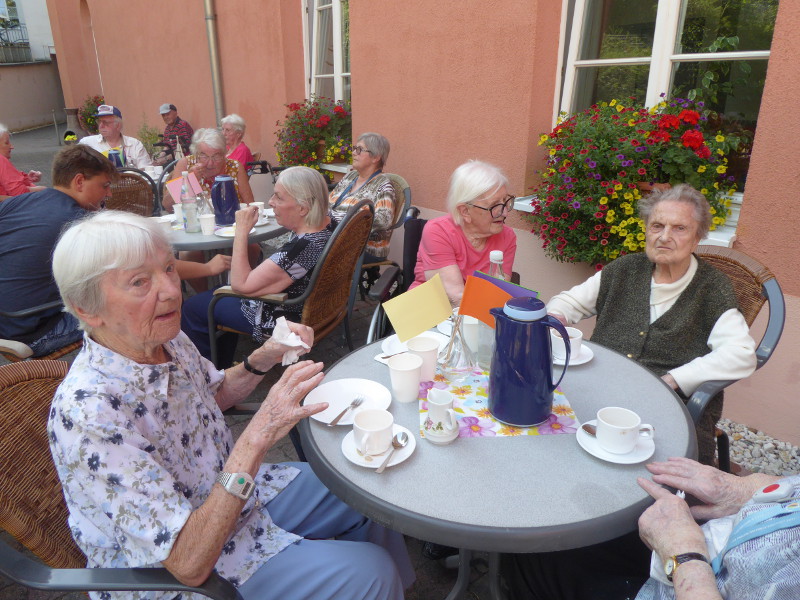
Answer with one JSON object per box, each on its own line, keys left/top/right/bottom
{"left": 728, "top": 188, "right": 736, "bottom": 196}
{"left": 499, "top": 426, "right": 523, "bottom": 436}
{"left": 716, "top": 134, "right": 725, "bottom": 142}
{"left": 607, "top": 209, "right": 615, "bottom": 216}
{"left": 614, "top": 183, "right": 623, "bottom": 190}
{"left": 619, "top": 229, "right": 628, "bottom": 237}
{"left": 616, "top": 104, "right": 625, "bottom": 112}
{"left": 701, "top": 188, "right": 709, "bottom": 195}
{"left": 606, "top": 215, "right": 615, "bottom": 224}
{"left": 599, "top": 196, "right": 608, "bottom": 206}
{"left": 610, "top": 226, "right": 618, "bottom": 234}
{"left": 553, "top": 405, "right": 574, "bottom": 416}
{"left": 637, "top": 233, "right": 645, "bottom": 240}
{"left": 697, "top": 165, "right": 707, "bottom": 173}
{"left": 611, "top": 192, "right": 619, "bottom": 199}
{"left": 451, "top": 386, "right": 472, "bottom": 397}
{"left": 713, "top": 182, "right": 720, "bottom": 189}
{"left": 475, "top": 408, "right": 492, "bottom": 419}
{"left": 710, "top": 207, "right": 717, "bottom": 215}
{"left": 624, "top": 207, "right": 633, "bottom": 215}
{"left": 623, "top": 192, "right": 633, "bottom": 200}
{"left": 610, "top": 250, "right": 620, "bottom": 259}
{"left": 610, "top": 99, "right": 617, "bottom": 106}
{"left": 628, "top": 119, "right": 636, "bottom": 126}
{"left": 539, "top": 134, "right": 549, "bottom": 145}
{"left": 717, "top": 149, "right": 724, "bottom": 155}
{"left": 550, "top": 149, "right": 557, "bottom": 156}
{"left": 639, "top": 241, "right": 646, "bottom": 248}
{"left": 713, "top": 216, "right": 724, "bottom": 225}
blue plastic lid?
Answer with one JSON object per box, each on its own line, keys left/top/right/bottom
{"left": 214, "top": 175, "right": 234, "bottom": 181}
{"left": 502, "top": 297, "right": 547, "bottom": 321}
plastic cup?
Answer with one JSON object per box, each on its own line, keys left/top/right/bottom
{"left": 199, "top": 213, "right": 216, "bottom": 235}
{"left": 387, "top": 353, "right": 423, "bottom": 403}
{"left": 407, "top": 336, "right": 440, "bottom": 382}
{"left": 150, "top": 215, "right": 173, "bottom": 234}
{"left": 172, "top": 203, "right": 183, "bottom": 224}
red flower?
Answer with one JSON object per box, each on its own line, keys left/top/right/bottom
{"left": 679, "top": 109, "right": 700, "bottom": 125}
{"left": 681, "top": 130, "right": 705, "bottom": 150}
{"left": 333, "top": 105, "right": 348, "bottom": 116}
{"left": 658, "top": 115, "right": 680, "bottom": 130}
{"left": 695, "top": 145, "right": 711, "bottom": 159}
{"left": 649, "top": 130, "right": 672, "bottom": 143}
{"left": 637, "top": 168, "right": 647, "bottom": 175}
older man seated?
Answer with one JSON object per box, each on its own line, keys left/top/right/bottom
{"left": 48, "top": 210, "right": 415, "bottom": 599}
{"left": 0, "top": 123, "right": 46, "bottom": 197}
{"left": 79, "top": 104, "right": 152, "bottom": 169}
{"left": 155, "top": 102, "right": 194, "bottom": 165}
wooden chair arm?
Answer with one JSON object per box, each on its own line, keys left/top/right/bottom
{"left": 212, "top": 286, "right": 288, "bottom": 303}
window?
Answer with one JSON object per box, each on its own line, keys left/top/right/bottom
{"left": 307, "top": 0, "right": 350, "bottom": 101}
{"left": 560, "top": 0, "right": 778, "bottom": 188}
{"left": 0, "top": 0, "right": 32, "bottom": 63}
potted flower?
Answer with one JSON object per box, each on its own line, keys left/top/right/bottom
{"left": 77, "top": 94, "right": 105, "bottom": 135}
{"left": 527, "top": 96, "right": 743, "bottom": 266}
{"left": 274, "top": 96, "right": 352, "bottom": 167}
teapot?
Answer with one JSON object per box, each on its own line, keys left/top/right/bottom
{"left": 211, "top": 175, "right": 238, "bottom": 225}
{"left": 488, "top": 297, "right": 570, "bottom": 427}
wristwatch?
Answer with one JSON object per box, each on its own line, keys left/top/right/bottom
{"left": 664, "top": 552, "right": 709, "bottom": 582}
{"left": 216, "top": 471, "right": 255, "bottom": 501}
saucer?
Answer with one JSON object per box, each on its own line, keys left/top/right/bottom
{"left": 255, "top": 217, "right": 270, "bottom": 227}
{"left": 264, "top": 208, "right": 276, "bottom": 217}
{"left": 576, "top": 420, "right": 655, "bottom": 464}
{"left": 305, "top": 378, "right": 392, "bottom": 425}
{"left": 554, "top": 345, "right": 594, "bottom": 366}
{"left": 380, "top": 331, "right": 450, "bottom": 356}
{"left": 342, "top": 424, "right": 416, "bottom": 468}
{"left": 214, "top": 226, "right": 256, "bottom": 238}
{"left": 436, "top": 319, "right": 453, "bottom": 336}
{"left": 424, "top": 430, "right": 458, "bottom": 445}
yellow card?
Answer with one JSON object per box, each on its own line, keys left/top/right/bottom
{"left": 382, "top": 274, "right": 452, "bottom": 343}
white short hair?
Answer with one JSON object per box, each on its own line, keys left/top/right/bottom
{"left": 53, "top": 211, "right": 171, "bottom": 331}
{"left": 447, "top": 160, "right": 509, "bottom": 225}
{"left": 0, "top": 123, "right": 8, "bottom": 138}
{"left": 190, "top": 128, "right": 226, "bottom": 154}
{"left": 221, "top": 113, "right": 246, "bottom": 135}
{"left": 276, "top": 166, "right": 329, "bottom": 229}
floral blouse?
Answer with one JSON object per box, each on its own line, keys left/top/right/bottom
{"left": 185, "top": 154, "right": 242, "bottom": 197}
{"left": 48, "top": 332, "right": 301, "bottom": 599}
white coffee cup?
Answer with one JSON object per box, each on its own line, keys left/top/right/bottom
{"left": 407, "top": 335, "right": 439, "bottom": 382}
{"left": 239, "top": 203, "right": 249, "bottom": 211}
{"left": 550, "top": 327, "right": 582, "bottom": 360}
{"left": 353, "top": 409, "right": 394, "bottom": 456}
{"left": 387, "top": 353, "right": 423, "bottom": 403}
{"left": 172, "top": 203, "right": 183, "bottom": 224}
{"left": 251, "top": 201, "right": 265, "bottom": 218}
{"left": 596, "top": 407, "right": 655, "bottom": 454}
{"left": 150, "top": 215, "right": 173, "bottom": 234}
{"left": 199, "top": 213, "right": 216, "bottom": 235}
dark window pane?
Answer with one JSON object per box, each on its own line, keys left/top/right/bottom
{"left": 579, "top": 0, "right": 658, "bottom": 60}
{"left": 573, "top": 64, "right": 650, "bottom": 112}
{"left": 679, "top": 0, "right": 778, "bottom": 53}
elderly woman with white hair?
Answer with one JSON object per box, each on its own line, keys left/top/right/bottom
{"left": 48, "top": 209, "right": 414, "bottom": 600}
{"left": 328, "top": 132, "right": 397, "bottom": 261}
{"left": 181, "top": 166, "right": 337, "bottom": 366}
{"left": 0, "top": 123, "right": 46, "bottom": 197}
{"left": 221, "top": 113, "right": 255, "bottom": 170}
{"left": 547, "top": 184, "right": 756, "bottom": 464}
{"left": 410, "top": 159, "right": 517, "bottom": 305}
{"left": 164, "top": 127, "right": 254, "bottom": 211}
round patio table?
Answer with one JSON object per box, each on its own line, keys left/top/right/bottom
{"left": 298, "top": 340, "right": 697, "bottom": 599}
{"left": 169, "top": 221, "right": 287, "bottom": 251}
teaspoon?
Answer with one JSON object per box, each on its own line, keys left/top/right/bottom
{"left": 376, "top": 432, "right": 409, "bottom": 473}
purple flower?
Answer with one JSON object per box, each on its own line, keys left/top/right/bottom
{"left": 585, "top": 159, "right": 597, "bottom": 168}
{"left": 459, "top": 416, "right": 496, "bottom": 437}
{"left": 537, "top": 414, "right": 577, "bottom": 435}
{"left": 572, "top": 201, "right": 581, "bottom": 209}
{"left": 419, "top": 380, "right": 448, "bottom": 400}
{"left": 616, "top": 154, "right": 626, "bottom": 160}
{"left": 635, "top": 146, "right": 646, "bottom": 152}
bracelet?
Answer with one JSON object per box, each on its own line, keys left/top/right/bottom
{"left": 243, "top": 355, "right": 268, "bottom": 376}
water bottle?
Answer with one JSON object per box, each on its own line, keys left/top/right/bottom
{"left": 488, "top": 250, "right": 508, "bottom": 281}
{"left": 180, "top": 171, "right": 201, "bottom": 233}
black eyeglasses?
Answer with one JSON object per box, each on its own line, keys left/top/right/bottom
{"left": 467, "top": 195, "right": 516, "bottom": 218}
{"left": 352, "top": 146, "right": 373, "bottom": 156}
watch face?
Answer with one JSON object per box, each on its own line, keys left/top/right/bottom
{"left": 665, "top": 558, "right": 677, "bottom": 579}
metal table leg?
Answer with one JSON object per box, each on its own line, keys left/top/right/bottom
{"left": 488, "top": 552, "right": 507, "bottom": 600}
{"left": 443, "top": 549, "right": 473, "bottom": 600}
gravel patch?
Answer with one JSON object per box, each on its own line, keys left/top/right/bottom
{"left": 718, "top": 418, "right": 800, "bottom": 476}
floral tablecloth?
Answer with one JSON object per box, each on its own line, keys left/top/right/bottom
{"left": 419, "top": 369, "right": 579, "bottom": 438}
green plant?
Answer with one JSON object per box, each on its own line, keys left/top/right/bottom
{"left": 77, "top": 94, "right": 104, "bottom": 135}
{"left": 274, "top": 96, "right": 352, "bottom": 166}
{"left": 528, "top": 96, "right": 743, "bottom": 266}
{"left": 136, "top": 116, "right": 162, "bottom": 158}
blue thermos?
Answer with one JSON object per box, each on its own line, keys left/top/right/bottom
{"left": 211, "top": 175, "right": 238, "bottom": 225}
{"left": 489, "top": 297, "right": 570, "bottom": 426}
{"left": 107, "top": 149, "right": 123, "bottom": 168}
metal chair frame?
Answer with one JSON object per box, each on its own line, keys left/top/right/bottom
{"left": 0, "top": 300, "right": 82, "bottom": 362}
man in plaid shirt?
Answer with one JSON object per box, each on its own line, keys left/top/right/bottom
{"left": 155, "top": 103, "right": 194, "bottom": 165}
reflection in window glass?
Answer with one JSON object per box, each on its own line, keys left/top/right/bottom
{"left": 341, "top": 0, "right": 350, "bottom": 73}
{"left": 317, "top": 0, "right": 331, "bottom": 6}
{"left": 679, "top": 0, "right": 778, "bottom": 53}
{"left": 672, "top": 59, "right": 768, "bottom": 186}
{"left": 315, "top": 6, "right": 334, "bottom": 77}
{"left": 573, "top": 64, "right": 650, "bottom": 112}
{"left": 315, "top": 77, "right": 335, "bottom": 100}
{"left": 579, "top": 0, "right": 658, "bottom": 60}
{"left": 342, "top": 76, "right": 351, "bottom": 102}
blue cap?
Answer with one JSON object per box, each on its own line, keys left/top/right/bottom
{"left": 95, "top": 104, "right": 122, "bottom": 118}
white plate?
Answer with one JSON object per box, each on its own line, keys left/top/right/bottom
{"left": 341, "top": 424, "right": 416, "bottom": 468}
{"left": 554, "top": 345, "right": 594, "bottom": 366}
{"left": 255, "top": 217, "right": 270, "bottom": 227}
{"left": 305, "top": 378, "right": 392, "bottom": 425}
{"left": 576, "top": 420, "right": 655, "bottom": 464}
{"left": 264, "top": 208, "right": 276, "bottom": 217}
{"left": 380, "top": 331, "right": 450, "bottom": 356}
{"left": 214, "top": 226, "right": 256, "bottom": 238}
{"left": 436, "top": 320, "right": 453, "bottom": 336}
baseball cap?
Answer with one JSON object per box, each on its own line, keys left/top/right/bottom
{"left": 159, "top": 103, "right": 177, "bottom": 114}
{"left": 95, "top": 104, "right": 122, "bottom": 118}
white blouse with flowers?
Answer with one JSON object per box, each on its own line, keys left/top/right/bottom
{"left": 48, "top": 332, "right": 301, "bottom": 600}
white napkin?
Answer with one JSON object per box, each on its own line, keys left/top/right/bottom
{"left": 271, "top": 317, "right": 310, "bottom": 366}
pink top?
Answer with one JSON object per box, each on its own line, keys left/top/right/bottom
{"left": 0, "top": 155, "right": 33, "bottom": 196}
{"left": 227, "top": 142, "right": 255, "bottom": 171}
{"left": 411, "top": 215, "right": 517, "bottom": 289}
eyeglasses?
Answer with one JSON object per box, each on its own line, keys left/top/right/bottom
{"left": 352, "top": 146, "right": 373, "bottom": 156}
{"left": 197, "top": 153, "right": 226, "bottom": 163}
{"left": 467, "top": 195, "right": 516, "bottom": 218}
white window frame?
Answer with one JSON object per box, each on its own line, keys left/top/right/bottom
{"left": 560, "top": 0, "right": 771, "bottom": 114}
{"left": 304, "top": 0, "right": 350, "bottom": 101}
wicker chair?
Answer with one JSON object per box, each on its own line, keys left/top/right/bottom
{"left": 208, "top": 199, "right": 375, "bottom": 367}
{"left": 0, "top": 300, "right": 82, "bottom": 362}
{"left": 0, "top": 360, "right": 241, "bottom": 599}
{"left": 688, "top": 245, "right": 785, "bottom": 472}
{"left": 107, "top": 168, "right": 158, "bottom": 216}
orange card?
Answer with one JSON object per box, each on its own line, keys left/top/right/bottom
{"left": 458, "top": 275, "right": 512, "bottom": 328}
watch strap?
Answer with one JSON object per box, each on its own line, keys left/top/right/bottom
{"left": 243, "top": 354, "right": 268, "bottom": 376}
{"left": 666, "top": 552, "right": 708, "bottom": 581}
{"left": 215, "top": 471, "right": 255, "bottom": 500}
